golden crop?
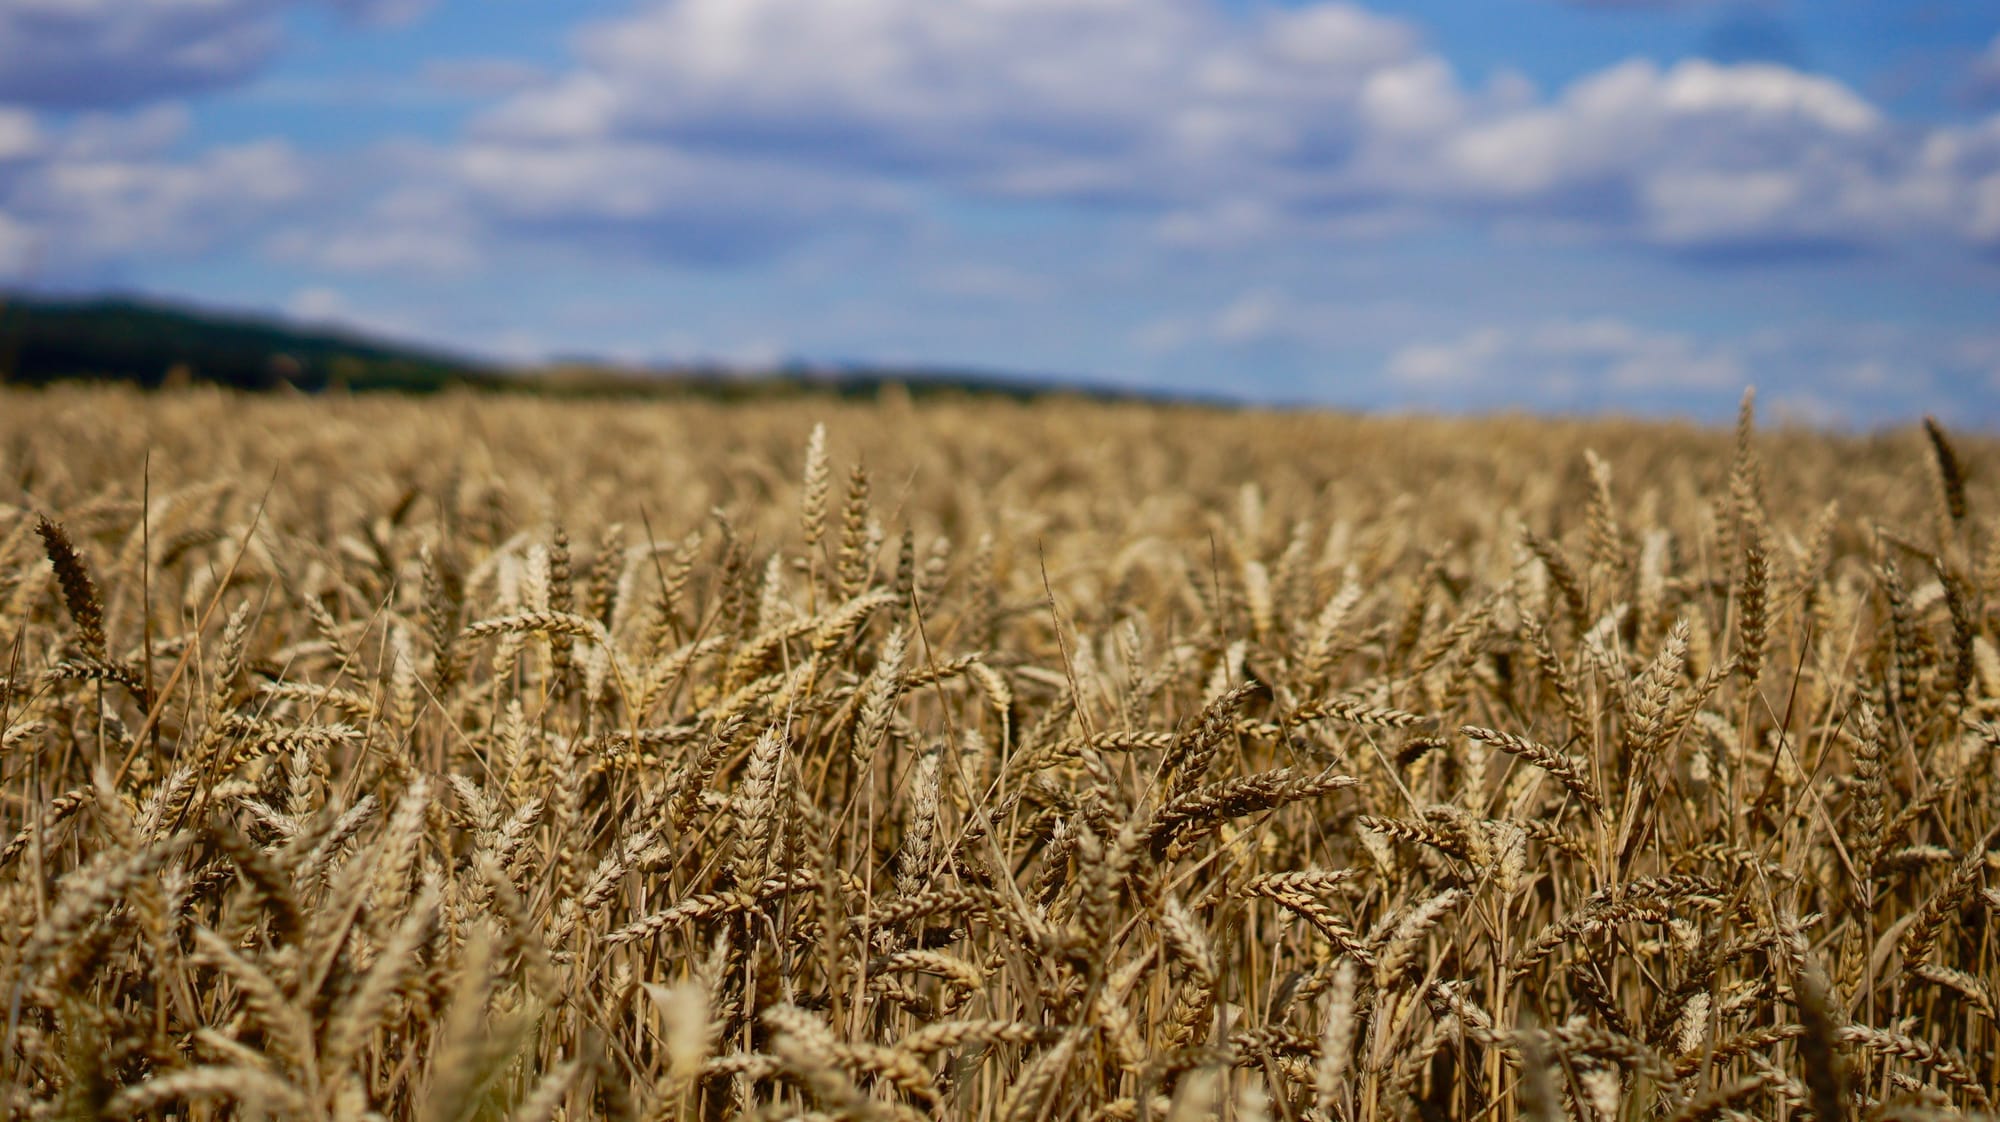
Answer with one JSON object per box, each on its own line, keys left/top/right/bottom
{"left": 0, "top": 385, "right": 1993, "bottom": 1121}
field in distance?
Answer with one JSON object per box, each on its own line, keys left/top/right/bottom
{"left": 0, "top": 386, "right": 1993, "bottom": 1121}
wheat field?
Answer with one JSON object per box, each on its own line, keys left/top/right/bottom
{"left": 0, "top": 384, "right": 1995, "bottom": 1121}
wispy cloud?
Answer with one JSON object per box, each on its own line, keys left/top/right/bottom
{"left": 0, "top": 0, "right": 282, "bottom": 109}
{"left": 1965, "top": 33, "right": 2000, "bottom": 109}
{"left": 0, "top": 0, "right": 438, "bottom": 110}
{"left": 0, "top": 104, "right": 308, "bottom": 271}
{"left": 1384, "top": 318, "right": 2000, "bottom": 424}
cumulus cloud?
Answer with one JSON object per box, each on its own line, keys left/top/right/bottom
{"left": 1919, "top": 115, "right": 2000, "bottom": 246}
{"left": 475, "top": 0, "right": 1427, "bottom": 203}
{"left": 432, "top": 0, "right": 2000, "bottom": 264}
{"left": 14, "top": 0, "right": 1933, "bottom": 279}
{"left": 1367, "top": 58, "right": 1928, "bottom": 251}
{"left": 447, "top": 0, "right": 1465, "bottom": 257}
{"left": 10, "top": 0, "right": 1991, "bottom": 316}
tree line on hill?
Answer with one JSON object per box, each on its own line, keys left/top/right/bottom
{"left": 0, "top": 291, "right": 1196, "bottom": 405}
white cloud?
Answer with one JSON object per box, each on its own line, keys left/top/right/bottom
{"left": 1383, "top": 318, "right": 2000, "bottom": 423}
{"left": 557, "top": 0, "right": 1221, "bottom": 140}
{"left": 1387, "top": 318, "right": 1745, "bottom": 391}
{"left": 0, "top": 107, "right": 41, "bottom": 160}
{"left": 17, "top": 0, "right": 1984, "bottom": 286}
{"left": 440, "top": 0, "right": 2000, "bottom": 261}
{"left": 1918, "top": 115, "right": 2000, "bottom": 247}
{"left": 282, "top": 284, "right": 423, "bottom": 340}
{"left": 1132, "top": 290, "right": 1293, "bottom": 355}
{"left": 476, "top": 0, "right": 1429, "bottom": 205}
{"left": 1132, "top": 285, "right": 1434, "bottom": 360}
{"left": 1407, "top": 59, "right": 1932, "bottom": 248}
{"left": 1640, "top": 169, "right": 1802, "bottom": 244}
{"left": 32, "top": 146, "right": 305, "bottom": 257}
{"left": 1359, "top": 58, "right": 1465, "bottom": 137}
{"left": 269, "top": 182, "right": 481, "bottom": 272}
{"left": 450, "top": 0, "right": 1434, "bottom": 262}
{"left": 0, "top": 103, "right": 309, "bottom": 268}
{"left": 286, "top": 285, "right": 347, "bottom": 321}
{"left": 1653, "top": 59, "right": 1877, "bottom": 131}
{"left": 1213, "top": 288, "right": 1291, "bottom": 344}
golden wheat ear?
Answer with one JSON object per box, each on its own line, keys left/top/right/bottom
{"left": 36, "top": 515, "right": 106, "bottom": 659}
{"left": 1923, "top": 415, "right": 1967, "bottom": 528}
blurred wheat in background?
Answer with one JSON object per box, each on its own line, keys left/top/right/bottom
{"left": 0, "top": 385, "right": 1996, "bottom": 1121}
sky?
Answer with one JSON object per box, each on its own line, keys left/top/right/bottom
{"left": 1, "top": 0, "right": 1999, "bottom": 425}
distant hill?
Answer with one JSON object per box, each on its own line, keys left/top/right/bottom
{"left": 0, "top": 290, "right": 1227, "bottom": 406}
{"left": 524, "top": 360, "right": 1215, "bottom": 406}
{"left": 0, "top": 292, "right": 498, "bottom": 392}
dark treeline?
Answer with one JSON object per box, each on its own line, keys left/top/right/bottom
{"left": 0, "top": 292, "right": 494, "bottom": 392}
{"left": 0, "top": 291, "right": 1218, "bottom": 406}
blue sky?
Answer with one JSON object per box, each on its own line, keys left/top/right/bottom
{"left": 2, "top": 0, "right": 1999, "bottom": 425}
